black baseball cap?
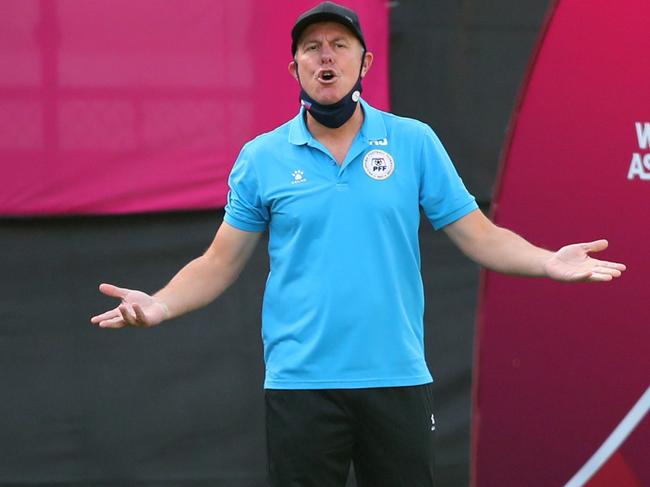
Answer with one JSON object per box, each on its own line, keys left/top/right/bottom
{"left": 291, "top": 1, "right": 366, "bottom": 55}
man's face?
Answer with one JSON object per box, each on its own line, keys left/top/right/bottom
{"left": 290, "top": 21, "right": 372, "bottom": 105}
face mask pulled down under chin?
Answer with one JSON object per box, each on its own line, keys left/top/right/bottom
{"left": 299, "top": 78, "right": 363, "bottom": 129}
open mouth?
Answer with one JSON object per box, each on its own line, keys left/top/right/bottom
{"left": 318, "top": 70, "right": 336, "bottom": 82}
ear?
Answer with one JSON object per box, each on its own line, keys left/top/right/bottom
{"left": 288, "top": 60, "right": 299, "bottom": 81}
{"left": 360, "top": 51, "right": 374, "bottom": 79}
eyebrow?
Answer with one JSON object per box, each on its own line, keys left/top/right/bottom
{"left": 301, "top": 35, "right": 351, "bottom": 47}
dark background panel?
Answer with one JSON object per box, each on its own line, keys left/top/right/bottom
{"left": 390, "top": 0, "right": 550, "bottom": 202}
{"left": 0, "top": 213, "right": 269, "bottom": 485}
{"left": 0, "top": 210, "right": 480, "bottom": 487}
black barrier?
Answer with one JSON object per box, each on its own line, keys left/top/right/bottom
{"left": 0, "top": 209, "right": 479, "bottom": 486}
{"left": 390, "top": 0, "right": 550, "bottom": 203}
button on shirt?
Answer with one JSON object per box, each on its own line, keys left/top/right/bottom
{"left": 224, "top": 99, "right": 477, "bottom": 389}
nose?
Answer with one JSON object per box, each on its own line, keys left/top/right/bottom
{"left": 320, "top": 44, "right": 334, "bottom": 64}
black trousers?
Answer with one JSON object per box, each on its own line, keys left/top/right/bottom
{"left": 265, "top": 383, "right": 436, "bottom": 487}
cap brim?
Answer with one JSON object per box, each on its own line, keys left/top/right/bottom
{"left": 291, "top": 12, "right": 365, "bottom": 53}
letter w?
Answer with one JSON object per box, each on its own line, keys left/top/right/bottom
{"left": 635, "top": 122, "right": 650, "bottom": 149}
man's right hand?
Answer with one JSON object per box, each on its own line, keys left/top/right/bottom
{"left": 90, "top": 283, "right": 170, "bottom": 328}
{"left": 90, "top": 222, "right": 262, "bottom": 330}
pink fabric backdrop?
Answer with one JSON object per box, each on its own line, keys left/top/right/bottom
{"left": 0, "top": 0, "right": 389, "bottom": 216}
{"left": 474, "top": 1, "right": 650, "bottom": 486}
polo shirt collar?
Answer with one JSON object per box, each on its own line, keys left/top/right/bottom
{"left": 287, "top": 98, "right": 387, "bottom": 146}
{"left": 288, "top": 107, "right": 311, "bottom": 145}
{"left": 358, "top": 98, "right": 387, "bottom": 143}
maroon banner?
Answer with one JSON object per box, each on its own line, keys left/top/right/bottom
{"left": 473, "top": 1, "right": 650, "bottom": 486}
{"left": 0, "top": 0, "right": 389, "bottom": 216}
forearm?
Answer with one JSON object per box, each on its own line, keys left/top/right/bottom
{"left": 462, "top": 225, "right": 553, "bottom": 277}
{"left": 444, "top": 210, "right": 625, "bottom": 282}
{"left": 151, "top": 223, "right": 261, "bottom": 321}
{"left": 152, "top": 254, "right": 240, "bottom": 320}
{"left": 444, "top": 210, "right": 553, "bottom": 277}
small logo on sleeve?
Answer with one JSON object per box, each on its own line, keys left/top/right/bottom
{"left": 363, "top": 149, "right": 395, "bottom": 180}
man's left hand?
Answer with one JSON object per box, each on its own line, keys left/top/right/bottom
{"left": 544, "top": 239, "right": 626, "bottom": 282}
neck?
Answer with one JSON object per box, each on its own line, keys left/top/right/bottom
{"left": 306, "top": 103, "right": 364, "bottom": 141}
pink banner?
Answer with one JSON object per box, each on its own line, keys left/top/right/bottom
{"left": 473, "top": 1, "right": 650, "bottom": 486}
{"left": 0, "top": 0, "right": 389, "bottom": 216}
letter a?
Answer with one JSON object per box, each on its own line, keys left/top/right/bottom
{"left": 628, "top": 153, "right": 650, "bottom": 180}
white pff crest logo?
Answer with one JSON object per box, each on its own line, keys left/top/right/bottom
{"left": 291, "top": 169, "right": 307, "bottom": 184}
{"left": 363, "top": 149, "right": 395, "bottom": 180}
{"left": 431, "top": 413, "right": 436, "bottom": 431}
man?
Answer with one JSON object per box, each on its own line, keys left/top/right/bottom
{"left": 91, "top": 2, "right": 626, "bottom": 486}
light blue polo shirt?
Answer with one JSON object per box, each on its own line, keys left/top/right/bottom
{"left": 224, "top": 99, "right": 477, "bottom": 389}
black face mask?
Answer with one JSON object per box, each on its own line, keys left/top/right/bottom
{"left": 299, "top": 77, "right": 362, "bottom": 129}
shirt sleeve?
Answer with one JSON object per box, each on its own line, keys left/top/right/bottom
{"left": 223, "top": 145, "right": 270, "bottom": 232}
{"left": 418, "top": 123, "right": 478, "bottom": 230}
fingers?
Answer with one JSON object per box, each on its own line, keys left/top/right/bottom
{"left": 591, "top": 264, "right": 623, "bottom": 278}
{"left": 90, "top": 307, "right": 126, "bottom": 328}
{"left": 597, "top": 260, "right": 627, "bottom": 272}
{"left": 585, "top": 261, "right": 626, "bottom": 282}
{"left": 89, "top": 305, "right": 128, "bottom": 328}
{"left": 90, "top": 304, "right": 146, "bottom": 329}
{"left": 91, "top": 299, "right": 152, "bottom": 330}
{"left": 588, "top": 272, "right": 614, "bottom": 282}
{"left": 586, "top": 259, "right": 626, "bottom": 281}
{"left": 89, "top": 306, "right": 127, "bottom": 328}
{"left": 90, "top": 308, "right": 121, "bottom": 324}
{"left": 97, "top": 315, "right": 127, "bottom": 328}
{"left": 132, "top": 303, "right": 148, "bottom": 323}
{"left": 98, "top": 283, "right": 129, "bottom": 299}
{"left": 120, "top": 303, "right": 153, "bottom": 327}
{"left": 119, "top": 304, "right": 139, "bottom": 326}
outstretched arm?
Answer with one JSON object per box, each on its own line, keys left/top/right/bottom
{"left": 443, "top": 209, "right": 626, "bottom": 282}
{"left": 91, "top": 221, "right": 262, "bottom": 328}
